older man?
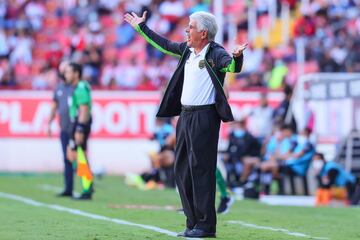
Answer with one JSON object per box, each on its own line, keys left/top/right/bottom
{"left": 125, "top": 11, "right": 246, "bottom": 238}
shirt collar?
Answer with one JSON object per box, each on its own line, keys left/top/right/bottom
{"left": 189, "top": 43, "right": 210, "bottom": 57}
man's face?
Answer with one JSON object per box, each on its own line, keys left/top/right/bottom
{"left": 58, "top": 61, "right": 69, "bottom": 82}
{"left": 185, "top": 19, "right": 206, "bottom": 48}
{"left": 64, "top": 66, "right": 76, "bottom": 85}
{"left": 58, "top": 61, "right": 68, "bottom": 75}
{"left": 281, "top": 128, "right": 292, "bottom": 139}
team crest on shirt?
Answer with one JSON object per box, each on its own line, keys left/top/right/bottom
{"left": 198, "top": 60, "right": 205, "bottom": 69}
{"left": 208, "top": 59, "right": 215, "bottom": 68}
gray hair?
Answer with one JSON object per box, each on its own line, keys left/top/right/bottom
{"left": 189, "top": 11, "right": 218, "bottom": 41}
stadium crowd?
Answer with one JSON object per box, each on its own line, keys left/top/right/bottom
{"left": 0, "top": 0, "right": 359, "bottom": 90}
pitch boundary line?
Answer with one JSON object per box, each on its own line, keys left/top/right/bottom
{"left": 228, "top": 220, "right": 329, "bottom": 240}
{"left": 0, "top": 192, "right": 200, "bottom": 240}
{"left": 1, "top": 191, "right": 329, "bottom": 239}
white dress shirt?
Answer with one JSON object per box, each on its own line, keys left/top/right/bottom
{"left": 181, "top": 43, "right": 216, "bottom": 106}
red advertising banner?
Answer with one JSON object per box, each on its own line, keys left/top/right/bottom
{"left": 0, "top": 91, "right": 282, "bottom": 138}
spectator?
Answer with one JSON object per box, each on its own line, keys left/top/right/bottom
{"left": 313, "top": 153, "right": 357, "bottom": 206}
{"left": 144, "top": 59, "right": 163, "bottom": 89}
{"left": 273, "top": 85, "right": 297, "bottom": 132}
{"left": 151, "top": 118, "right": 174, "bottom": 149}
{"left": 24, "top": 0, "right": 45, "bottom": 31}
{"left": 158, "top": 0, "right": 185, "bottom": 30}
{"left": 116, "top": 58, "right": 143, "bottom": 89}
{"left": 260, "top": 124, "right": 296, "bottom": 194}
{"left": 0, "top": 29, "right": 9, "bottom": 57}
{"left": 188, "top": 0, "right": 210, "bottom": 14}
{"left": 248, "top": 93, "right": 273, "bottom": 142}
{"left": 115, "top": 20, "right": 136, "bottom": 48}
{"left": 9, "top": 29, "right": 32, "bottom": 65}
{"left": 247, "top": 73, "right": 265, "bottom": 88}
{"left": 85, "top": 21, "right": 105, "bottom": 48}
{"left": 100, "top": 58, "right": 119, "bottom": 87}
{"left": 293, "top": 13, "right": 316, "bottom": 38}
{"left": 319, "top": 51, "right": 340, "bottom": 72}
{"left": 0, "top": 58, "right": 14, "bottom": 86}
{"left": 136, "top": 117, "right": 177, "bottom": 189}
{"left": 268, "top": 59, "right": 288, "bottom": 90}
{"left": 282, "top": 127, "right": 315, "bottom": 194}
{"left": 82, "top": 44, "right": 102, "bottom": 85}
{"left": 223, "top": 120, "right": 261, "bottom": 187}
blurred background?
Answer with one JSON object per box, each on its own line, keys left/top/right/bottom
{"left": 0, "top": 0, "right": 360, "bottom": 200}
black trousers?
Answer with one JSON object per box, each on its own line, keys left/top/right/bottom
{"left": 174, "top": 105, "right": 220, "bottom": 233}
{"left": 60, "top": 130, "right": 73, "bottom": 193}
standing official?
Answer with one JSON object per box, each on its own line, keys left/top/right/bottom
{"left": 48, "top": 61, "right": 74, "bottom": 197}
{"left": 65, "top": 62, "right": 94, "bottom": 200}
{"left": 125, "top": 11, "right": 246, "bottom": 237}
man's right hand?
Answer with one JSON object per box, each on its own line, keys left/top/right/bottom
{"left": 67, "top": 145, "right": 76, "bottom": 162}
{"left": 124, "top": 11, "right": 147, "bottom": 28}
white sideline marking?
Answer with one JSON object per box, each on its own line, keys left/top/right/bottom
{"left": 228, "top": 220, "right": 329, "bottom": 240}
{"left": 259, "top": 195, "right": 316, "bottom": 207}
{"left": 0, "top": 192, "right": 200, "bottom": 239}
{"left": 39, "top": 184, "right": 63, "bottom": 192}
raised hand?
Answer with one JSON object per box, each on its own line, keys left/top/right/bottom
{"left": 124, "top": 11, "right": 147, "bottom": 28}
{"left": 232, "top": 43, "right": 248, "bottom": 57}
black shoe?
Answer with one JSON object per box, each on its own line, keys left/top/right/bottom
{"left": 177, "top": 228, "right": 192, "bottom": 237}
{"left": 73, "top": 192, "right": 92, "bottom": 200}
{"left": 217, "top": 196, "right": 234, "bottom": 214}
{"left": 184, "top": 228, "right": 216, "bottom": 238}
{"left": 56, "top": 191, "right": 73, "bottom": 197}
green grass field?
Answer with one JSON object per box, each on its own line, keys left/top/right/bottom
{"left": 0, "top": 174, "right": 359, "bottom": 240}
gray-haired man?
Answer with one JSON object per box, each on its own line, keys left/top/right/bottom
{"left": 125, "top": 11, "right": 247, "bottom": 238}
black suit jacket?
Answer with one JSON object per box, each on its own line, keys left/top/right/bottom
{"left": 136, "top": 22, "right": 244, "bottom": 122}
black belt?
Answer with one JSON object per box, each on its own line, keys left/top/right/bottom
{"left": 181, "top": 104, "right": 215, "bottom": 112}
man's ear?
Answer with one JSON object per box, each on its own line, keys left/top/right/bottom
{"left": 202, "top": 30, "right": 208, "bottom": 40}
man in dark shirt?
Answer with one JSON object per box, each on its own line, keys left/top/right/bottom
{"left": 47, "top": 61, "right": 74, "bottom": 197}
{"left": 273, "top": 85, "right": 297, "bottom": 132}
{"left": 224, "top": 119, "right": 261, "bottom": 187}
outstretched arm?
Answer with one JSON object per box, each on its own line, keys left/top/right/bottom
{"left": 219, "top": 43, "right": 248, "bottom": 73}
{"left": 124, "top": 11, "right": 185, "bottom": 58}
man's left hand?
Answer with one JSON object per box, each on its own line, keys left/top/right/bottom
{"left": 232, "top": 43, "right": 248, "bottom": 57}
